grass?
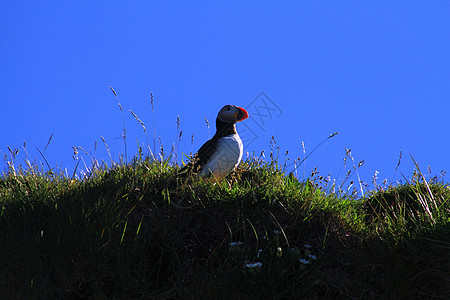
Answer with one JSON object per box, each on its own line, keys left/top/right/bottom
{"left": 1, "top": 91, "right": 449, "bottom": 298}
{"left": 1, "top": 153, "right": 449, "bottom": 299}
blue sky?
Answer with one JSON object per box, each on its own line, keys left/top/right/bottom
{"left": 1, "top": 1, "right": 449, "bottom": 193}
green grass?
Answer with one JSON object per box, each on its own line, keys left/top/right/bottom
{"left": 1, "top": 155, "right": 449, "bottom": 299}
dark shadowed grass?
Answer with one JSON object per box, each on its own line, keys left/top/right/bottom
{"left": 0, "top": 154, "right": 449, "bottom": 299}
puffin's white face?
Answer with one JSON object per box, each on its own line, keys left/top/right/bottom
{"left": 217, "top": 105, "right": 249, "bottom": 124}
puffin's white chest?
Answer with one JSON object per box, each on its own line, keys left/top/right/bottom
{"left": 200, "top": 133, "right": 243, "bottom": 178}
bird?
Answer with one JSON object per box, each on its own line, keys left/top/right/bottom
{"left": 180, "top": 104, "right": 249, "bottom": 178}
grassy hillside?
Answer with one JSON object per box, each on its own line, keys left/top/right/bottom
{"left": 1, "top": 156, "right": 449, "bottom": 299}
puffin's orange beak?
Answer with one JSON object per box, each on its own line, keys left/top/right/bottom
{"left": 236, "top": 106, "right": 249, "bottom": 122}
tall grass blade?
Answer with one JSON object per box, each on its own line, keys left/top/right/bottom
{"left": 110, "top": 86, "right": 127, "bottom": 164}
{"left": 44, "top": 133, "right": 54, "bottom": 152}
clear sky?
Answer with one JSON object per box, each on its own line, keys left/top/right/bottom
{"left": 1, "top": 1, "right": 449, "bottom": 194}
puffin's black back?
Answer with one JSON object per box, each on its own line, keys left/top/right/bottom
{"left": 179, "top": 118, "right": 238, "bottom": 176}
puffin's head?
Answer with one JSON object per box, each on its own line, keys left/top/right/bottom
{"left": 217, "top": 105, "right": 249, "bottom": 124}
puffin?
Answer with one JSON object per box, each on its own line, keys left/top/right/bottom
{"left": 180, "top": 105, "right": 249, "bottom": 178}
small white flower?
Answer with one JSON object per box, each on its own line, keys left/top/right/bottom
{"left": 299, "top": 258, "right": 309, "bottom": 264}
{"left": 229, "top": 241, "right": 243, "bottom": 247}
{"left": 304, "top": 244, "right": 312, "bottom": 249}
{"left": 308, "top": 254, "right": 317, "bottom": 260}
{"left": 257, "top": 249, "right": 263, "bottom": 258}
{"left": 244, "top": 262, "right": 263, "bottom": 269}
{"left": 277, "top": 247, "right": 282, "bottom": 257}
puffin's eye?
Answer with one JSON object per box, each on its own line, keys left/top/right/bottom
{"left": 225, "top": 106, "right": 231, "bottom": 111}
